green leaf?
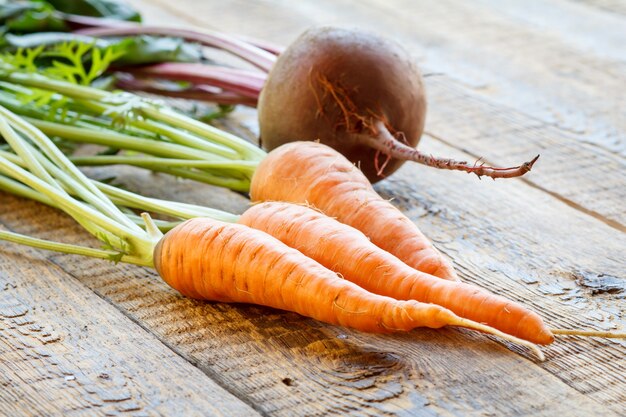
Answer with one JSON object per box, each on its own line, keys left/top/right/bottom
{"left": 47, "top": 0, "right": 141, "bottom": 22}
{"left": 32, "top": 41, "right": 127, "bottom": 85}
{"left": 0, "top": 2, "right": 69, "bottom": 34}
{"left": 96, "top": 230, "right": 129, "bottom": 254}
{"left": 0, "top": 45, "right": 45, "bottom": 72}
{"left": 2, "top": 33, "right": 203, "bottom": 66}
{"left": 0, "top": 0, "right": 141, "bottom": 36}
{"left": 3, "top": 32, "right": 111, "bottom": 50}
{"left": 47, "top": 60, "right": 81, "bottom": 84}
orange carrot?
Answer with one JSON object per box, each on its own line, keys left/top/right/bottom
{"left": 239, "top": 201, "right": 554, "bottom": 345}
{"left": 154, "top": 218, "right": 543, "bottom": 357}
{"left": 250, "top": 141, "right": 459, "bottom": 281}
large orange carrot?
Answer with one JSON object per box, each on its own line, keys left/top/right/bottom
{"left": 154, "top": 218, "right": 542, "bottom": 357}
{"left": 239, "top": 202, "right": 554, "bottom": 345}
{"left": 250, "top": 141, "right": 459, "bottom": 281}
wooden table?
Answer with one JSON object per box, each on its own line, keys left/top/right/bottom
{"left": 1, "top": 1, "right": 624, "bottom": 415}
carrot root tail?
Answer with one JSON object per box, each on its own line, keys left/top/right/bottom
{"left": 551, "top": 329, "right": 626, "bottom": 339}
{"left": 360, "top": 120, "right": 539, "bottom": 179}
{"left": 452, "top": 317, "right": 545, "bottom": 362}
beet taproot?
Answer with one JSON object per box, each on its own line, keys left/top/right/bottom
{"left": 258, "top": 27, "right": 538, "bottom": 182}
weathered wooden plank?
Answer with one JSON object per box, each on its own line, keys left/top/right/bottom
{"left": 138, "top": 0, "right": 626, "bottom": 229}
{"left": 383, "top": 0, "right": 626, "bottom": 153}
{"left": 0, "top": 220, "right": 260, "bottom": 417}
{"left": 575, "top": 0, "right": 626, "bottom": 16}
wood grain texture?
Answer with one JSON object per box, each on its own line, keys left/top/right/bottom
{"left": 569, "top": 0, "right": 626, "bottom": 17}
{"left": 1, "top": 0, "right": 624, "bottom": 415}
{"left": 378, "top": 138, "right": 626, "bottom": 411}
{"left": 0, "top": 221, "right": 260, "bottom": 416}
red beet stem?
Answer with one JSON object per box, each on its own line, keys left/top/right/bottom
{"left": 115, "top": 75, "right": 258, "bottom": 106}
{"left": 362, "top": 121, "right": 539, "bottom": 179}
{"left": 121, "top": 63, "right": 265, "bottom": 99}
{"left": 236, "top": 35, "right": 284, "bottom": 56}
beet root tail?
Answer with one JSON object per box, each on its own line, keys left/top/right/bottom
{"left": 362, "top": 121, "right": 539, "bottom": 179}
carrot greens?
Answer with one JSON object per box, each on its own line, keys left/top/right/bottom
{"left": 0, "top": 103, "right": 239, "bottom": 267}
{"left": 0, "top": 42, "right": 267, "bottom": 192}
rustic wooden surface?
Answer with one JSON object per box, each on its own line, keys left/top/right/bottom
{"left": 2, "top": 0, "right": 625, "bottom": 416}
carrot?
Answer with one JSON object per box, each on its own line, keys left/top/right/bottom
{"left": 250, "top": 141, "right": 459, "bottom": 281}
{"left": 239, "top": 201, "right": 554, "bottom": 345}
{"left": 154, "top": 217, "right": 543, "bottom": 358}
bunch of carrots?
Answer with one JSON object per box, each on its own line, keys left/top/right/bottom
{"left": 3, "top": 104, "right": 623, "bottom": 362}
{"left": 159, "top": 141, "right": 596, "bottom": 361}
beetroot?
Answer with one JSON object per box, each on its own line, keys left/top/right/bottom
{"left": 258, "top": 27, "right": 537, "bottom": 182}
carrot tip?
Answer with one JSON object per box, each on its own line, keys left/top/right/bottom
{"left": 453, "top": 317, "right": 545, "bottom": 362}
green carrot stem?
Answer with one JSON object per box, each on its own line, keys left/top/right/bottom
{"left": 0, "top": 174, "right": 53, "bottom": 206}
{"left": 153, "top": 165, "right": 251, "bottom": 191}
{"left": 95, "top": 181, "right": 239, "bottom": 222}
{"left": 0, "top": 90, "right": 49, "bottom": 120}
{"left": 0, "top": 68, "right": 264, "bottom": 161}
{"left": 0, "top": 95, "right": 254, "bottom": 189}
{"left": 69, "top": 155, "right": 252, "bottom": 190}
{"left": 0, "top": 70, "right": 265, "bottom": 193}
{"left": 0, "top": 154, "right": 152, "bottom": 259}
{"left": 0, "top": 173, "right": 182, "bottom": 232}
{"left": 141, "top": 213, "right": 163, "bottom": 242}
{"left": 134, "top": 117, "right": 239, "bottom": 157}
{"left": 1, "top": 107, "right": 140, "bottom": 231}
{"left": 141, "top": 106, "right": 266, "bottom": 160}
{"left": 128, "top": 216, "right": 181, "bottom": 232}
{"left": 78, "top": 100, "right": 241, "bottom": 159}
{"left": 0, "top": 165, "right": 121, "bottom": 246}
{"left": 27, "top": 117, "right": 229, "bottom": 161}
{"left": 0, "top": 229, "right": 150, "bottom": 267}
{"left": 32, "top": 150, "right": 146, "bottom": 232}
{"left": 68, "top": 155, "right": 257, "bottom": 172}
{"left": 0, "top": 111, "right": 61, "bottom": 190}
{"left": 0, "top": 69, "right": 109, "bottom": 101}
{"left": 0, "top": 154, "right": 141, "bottom": 244}
{"left": 0, "top": 151, "right": 239, "bottom": 223}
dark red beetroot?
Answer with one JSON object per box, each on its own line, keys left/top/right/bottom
{"left": 258, "top": 27, "right": 538, "bottom": 182}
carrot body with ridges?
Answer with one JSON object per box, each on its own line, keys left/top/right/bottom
{"left": 154, "top": 218, "right": 545, "bottom": 358}
{"left": 239, "top": 202, "right": 553, "bottom": 345}
{"left": 155, "top": 218, "right": 457, "bottom": 332}
{"left": 250, "top": 141, "right": 459, "bottom": 281}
